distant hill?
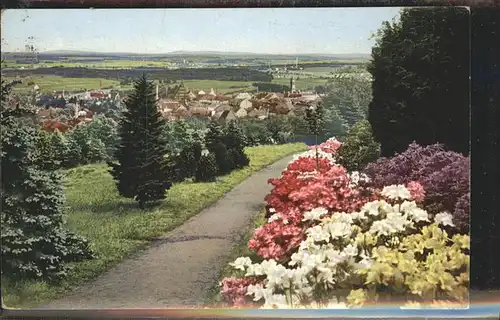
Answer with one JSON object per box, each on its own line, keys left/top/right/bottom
{"left": 3, "top": 50, "right": 370, "bottom": 61}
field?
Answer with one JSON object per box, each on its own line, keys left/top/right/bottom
{"left": 4, "top": 75, "right": 329, "bottom": 95}
{"left": 1, "top": 143, "right": 308, "bottom": 309}
{"left": 2, "top": 59, "right": 171, "bottom": 70}
{"left": 180, "top": 80, "right": 255, "bottom": 94}
{"left": 4, "top": 75, "right": 121, "bottom": 93}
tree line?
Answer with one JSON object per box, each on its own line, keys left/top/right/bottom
{"left": 2, "top": 67, "right": 274, "bottom": 82}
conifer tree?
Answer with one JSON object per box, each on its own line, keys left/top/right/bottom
{"left": 204, "top": 120, "right": 226, "bottom": 153}
{"left": 195, "top": 153, "right": 218, "bottom": 182}
{"left": 224, "top": 120, "right": 249, "bottom": 169}
{"left": 1, "top": 79, "right": 94, "bottom": 281}
{"left": 107, "top": 74, "right": 171, "bottom": 209}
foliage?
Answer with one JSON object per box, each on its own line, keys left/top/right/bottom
{"left": 34, "top": 129, "right": 70, "bottom": 170}
{"left": 323, "top": 75, "right": 372, "bottom": 128}
{"left": 5, "top": 66, "right": 273, "bottom": 82}
{"left": 164, "top": 119, "right": 200, "bottom": 154}
{"left": 107, "top": 74, "right": 172, "bottom": 208}
{"left": 336, "top": 120, "right": 380, "bottom": 172}
{"left": 66, "top": 125, "right": 108, "bottom": 166}
{"left": 363, "top": 143, "right": 469, "bottom": 233}
{"left": 2, "top": 143, "right": 308, "bottom": 308}
{"left": 174, "top": 141, "right": 203, "bottom": 181}
{"left": 240, "top": 119, "right": 274, "bottom": 146}
{"left": 223, "top": 121, "right": 250, "bottom": 170}
{"left": 0, "top": 78, "right": 94, "bottom": 282}
{"left": 213, "top": 142, "right": 234, "bottom": 175}
{"left": 367, "top": 7, "right": 469, "bottom": 157}
{"left": 253, "top": 82, "right": 289, "bottom": 93}
{"left": 219, "top": 139, "right": 469, "bottom": 309}
{"left": 194, "top": 153, "right": 218, "bottom": 182}
{"left": 205, "top": 120, "right": 226, "bottom": 153}
{"left": 265, "top": 116, "right": 293, "bottom": 144}
{"left": 84, "top": 115, "right": 120, "bottom": 159}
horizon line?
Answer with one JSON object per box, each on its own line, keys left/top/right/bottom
{"left": 3, "top": 49, "right": 372, "bottom": 56}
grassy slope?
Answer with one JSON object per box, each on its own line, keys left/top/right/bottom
{"left": 2, "top": 143, "right": 307, "bottom": 309}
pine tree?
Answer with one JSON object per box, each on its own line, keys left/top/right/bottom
{"left": 1, "top": 79, "right": 94, "bottom": 281}
{"left": 194, "top": 153, "right": 218, "bottom": 182}
{"left": 224, "top": 121, "right": 249, "bottom": 169}
{"left": 212, "top": 142, "right": 233, "bottom": 175}
{"left": 107, "top": 74, "right": 172, "bottom": 209}
{"left": 204, "top": 120, "right": 226, "bottom": 153}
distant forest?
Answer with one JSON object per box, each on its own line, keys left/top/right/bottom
{"left": 2, "top": 67, "right": 274, "bottom": 82}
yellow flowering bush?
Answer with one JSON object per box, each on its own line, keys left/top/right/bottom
{"left": 225, "top": 184, "right": 469, "bottom": 309}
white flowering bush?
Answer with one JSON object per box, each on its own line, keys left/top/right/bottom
{"left": 225, "top": 185, "right": 469, "bottom": 309}
{"left": 220, "top": 138, "right": 469, "bottom": 309}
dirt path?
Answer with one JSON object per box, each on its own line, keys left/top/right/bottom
{"left": 39, "top": 155, "right": 293, "bottom": 309}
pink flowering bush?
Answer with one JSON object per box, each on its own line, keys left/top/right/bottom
{"left": 220, "top": 277, "right": 260, "bottom": 307}
{"left": 219, "top": 138, "right": 469, "bottom": 309}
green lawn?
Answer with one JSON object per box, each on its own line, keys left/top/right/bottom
{"left": 1, "top": 143, "right": 307, "bottom": 309}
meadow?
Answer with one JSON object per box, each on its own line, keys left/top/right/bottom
{"left": 1, "top": 143, "right": 308, "bottom": 309}
{"left": 4, "top": 75, "right": 121, "bottom": 93}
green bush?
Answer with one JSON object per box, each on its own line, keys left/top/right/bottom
{"left": 229, "top": 148, "right": 250, "bottom": 169}
{"left": 66, "top": 125, "right": 107, "bottom": 166}
{"left": 212, "top": 142, "right": 234, "bottom": 175}
{"left": 175, "top": 141, "right": 203, "bottom": 181}
{"left": 35, "top": 130, "right": 70, "bottom": 170}
{"left": 337, "top": 120, "right": 381, "bottom": 172}
{"left": 194, "top": 153, "right": 218, "bottom": 182}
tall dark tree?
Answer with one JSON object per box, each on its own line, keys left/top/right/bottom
{"left": 368, "top": 7, "right": 469, "bottom": 157}
{"left": 1, "top": 79, "right": 94, "bottom": 281}
{"left": 224, "top": 120, "right": 249, "bottom": 169}
{"left": 305, "top": 103, "right": 326, "bottom": 169}
{"left": 204, "top": 120, "right": 226, "bottom": 153}
{"left": 107, "top": 74, "right": 171, "bottom": 209}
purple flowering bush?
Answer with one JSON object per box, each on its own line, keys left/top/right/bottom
{"left": 364, "top": 143, "right": 470, "bottom": 232}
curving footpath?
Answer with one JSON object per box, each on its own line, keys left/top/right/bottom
{"left": 39, "top": 155, "right": 293, "bottom": 309}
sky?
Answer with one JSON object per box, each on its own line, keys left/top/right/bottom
{"left": 1, "top": 8, "right": 401, "bottom": 54}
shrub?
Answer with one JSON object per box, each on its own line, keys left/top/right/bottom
{"left": 65, "top": 125, "right": 108, "bottom": 166}
{"left": 194, "top": 153, "right": 218, "bottom": 182}
{"left": 175, "top": 141, "right": 203, "bottom": 180}
{"left": 219, "top": 138, "right": 469, "bottom": 309}
{"left": 205, "top": 120, "right": 226, "bottom": 153}
{"left": 85, "top": 115, "right": 119, "bottom": 159}
{"left": 35, "top": 129, "right": 70, "bottom": 170}
{"left": 212, "top": 142, "right": 234, "bottom": 175}
{"left": 229, "top": 148, "right": 250, "bottom": 169}
{"left": 363, "top": 143, "right": 470, "bottom": 233}
{"left": 336, "top": 120, "right": 380, "bottom": 172}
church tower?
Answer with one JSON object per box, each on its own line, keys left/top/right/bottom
{"left": 290, "top": 76, "right": 296, "bottom": 93}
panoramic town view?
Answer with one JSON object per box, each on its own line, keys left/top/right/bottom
{"left": 1, "top": 7, "right": 470, "bottom": 309}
